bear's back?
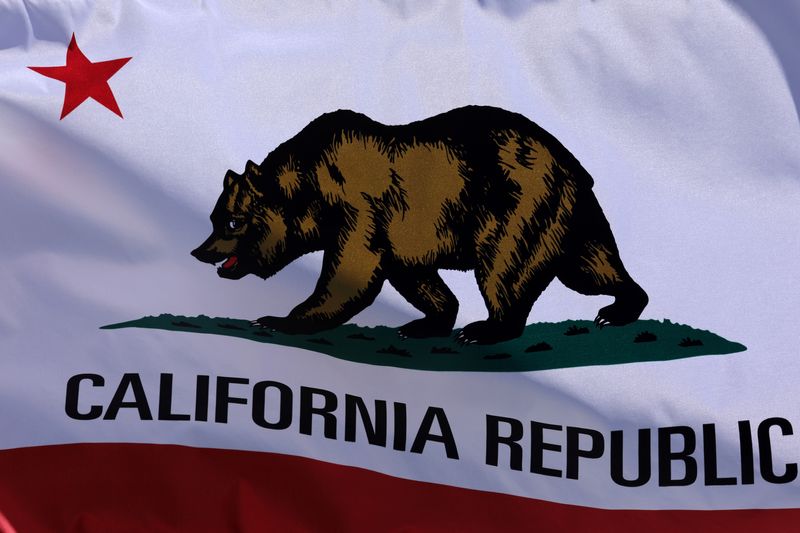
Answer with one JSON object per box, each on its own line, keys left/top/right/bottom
{"left": 301, "top": 106, "right": 592, "bottom": 191}
{"left": 294, "top": 107, "right": 591, "bottom": 268}
{"left": 401, "top": 106, "right": 592, "bottom": 186}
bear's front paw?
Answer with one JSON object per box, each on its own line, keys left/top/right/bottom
{"left": 456, "top": 320, "right": 521, "bottom": 345}
{"left": 251, "top": 315, "right": 306, "bottom": 334}
{"left": 252, "top": 315, "right": 287, "bottom": 331}
{"left": 398, "top": 317, "right": 454, "bottom": 339}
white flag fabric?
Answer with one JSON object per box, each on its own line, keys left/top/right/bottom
{"left": 1, "top": 1, "right": 800, "bottom": 531}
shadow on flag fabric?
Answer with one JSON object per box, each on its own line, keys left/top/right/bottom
{"left": 1, "top": 1, "right": 800, "bottom": 531}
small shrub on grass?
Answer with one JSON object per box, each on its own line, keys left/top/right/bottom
{"left": 564, "top": 325, "right": 590, "bottom": 336}
{"left": 634, "top": 331, "right": 657, "bottom": 343}
{"left": 679, "top": 337, "right": 703, "bottom": 347}
{"left": 525, "top": 342, "right": 553, "bottom": 352}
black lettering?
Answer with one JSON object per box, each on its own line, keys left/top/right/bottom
{"left": 393, "top": 402, "right": 407, "bottom": 451}
{"left": 610, "top": 429, "right": 651, "bottom": 487}
{"left": 158, "top": 374, "right": 191, "bottom": 421}
{"left": 252, "top": 381, "right": 293, "bottom": 430}
{"left": 485, "top": 415, "right": 523, "bottom": 471}
{"left": 658, "top": 426, "right": 697, "bottom": 486}
{"left": 65, "top": 373, "right": 104, "bottom": 420}
{"left": 344, "top": 395, "right": 387, "bottom": 446}
{"left": 531, "top": 421, "right": 562, "bottom": 477}
{"left": 300, "top": 386, "right": 338, "bottom": 439}
{"left": 103, "top": 373, "right": 152, "bottom": 420}
{"left": 738, "top": 420, "right": 755, "bottom": 485}
{"left": 758, "top": 417, "right": 798, "bottom": 484}
{"left": 566, "top": 426, "right": 604, "bottom": 480}
{"left": 703, "top": 424, "right": 736, "bottom": 485}
{"left": 410, "top": 407, "right": 459, "bottom": 459}
{"left": 195, "top": 375, "right": 210, "bottom": 422}
{"left": 215, "top": 376, "right": 249, "bottom": 423}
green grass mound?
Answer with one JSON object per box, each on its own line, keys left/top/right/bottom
{"left": 101, "top": 315, "right": 746, "bottom": 372}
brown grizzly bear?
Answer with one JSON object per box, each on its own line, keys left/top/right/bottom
{"left": 191, "top": 106, "right": 648, "bottom": 344}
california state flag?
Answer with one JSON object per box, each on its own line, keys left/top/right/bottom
{"left": 2, "top": 1, "right": 799, "bottom": 531}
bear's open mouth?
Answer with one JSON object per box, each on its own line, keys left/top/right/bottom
{"left": 217, "top": 255, "right": 238, "bottom": 273}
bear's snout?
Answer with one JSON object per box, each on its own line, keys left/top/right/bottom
{"left": 191, "top": 234, "right": 232, "bottom": 264}
{"left": 191, "top": 246, "right": 222, "bottom": 264}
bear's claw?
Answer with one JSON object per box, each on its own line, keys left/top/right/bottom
{"left": 594, "top": 315, "right": 611, "bottom": 329}
{"left": 594, "top": 285, "right": 648, "bottom": 328}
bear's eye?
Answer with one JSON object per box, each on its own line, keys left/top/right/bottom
{"left": 228, "top": 218, "right": 243, "bottom": 230}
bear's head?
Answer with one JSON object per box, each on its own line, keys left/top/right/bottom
{"left": 191, "top": 159, "right": 324, "bottom": 280}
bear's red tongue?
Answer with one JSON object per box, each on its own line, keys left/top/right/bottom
{"left": 221, "top": 256, "right": 238, "bottom": 269}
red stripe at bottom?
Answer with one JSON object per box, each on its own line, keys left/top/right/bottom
{"left": 0, "top": 443, "right": 796, "bottom": 533}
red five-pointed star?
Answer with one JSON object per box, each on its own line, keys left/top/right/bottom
{"left": 29, "top": 34, "right": 131, "bottom": 119}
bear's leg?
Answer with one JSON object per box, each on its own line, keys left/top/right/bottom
{"left": 457, "top": 222, "right": 564, "bottom": 345}
{"left": 557, "top": 242, "right": 648, "bottom": 327}
{"left": 556, "top": 195, "right": 648, "bottom": 327}
{"left": 457, "top": 264, "right": 557, "bottom": 345}
{"left": 254, "top": 234, "right": 385, "bottom": 334}
{"left": 388, "top": 268, "right": 458, "bottom": 338}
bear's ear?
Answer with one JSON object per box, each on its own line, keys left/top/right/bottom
{"left": 224, "top": 170, "right": 239, "bottom": 189}
{"left": 245, "top": 159, "right": 262, "bottom": 177}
